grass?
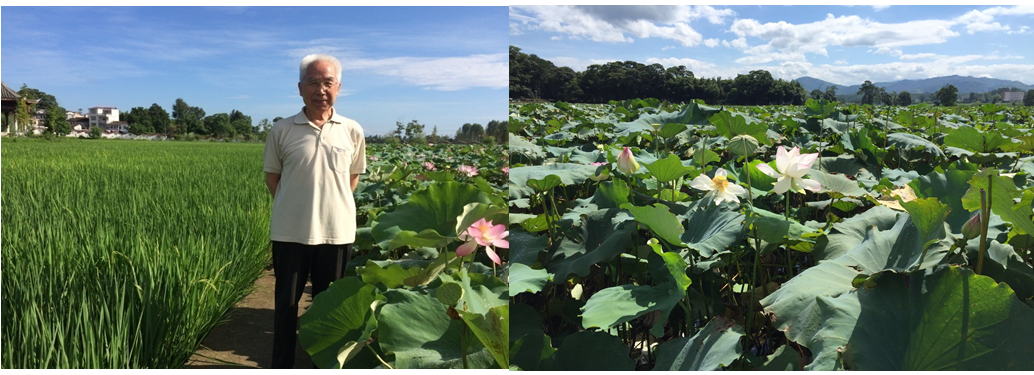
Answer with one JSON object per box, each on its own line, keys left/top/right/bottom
{"left": 1, "top": 139, "right": 271, "bottom": 368}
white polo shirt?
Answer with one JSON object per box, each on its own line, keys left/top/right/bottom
{"left": 263, "top": 108, "right": 366, "bottom": 245}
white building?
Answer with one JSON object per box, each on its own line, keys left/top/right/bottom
{"left": 89, "top": 107, "right": 119, "bottom": 130}
{"left": 1003, "top": 91, "right": 1025, "bottom": 103}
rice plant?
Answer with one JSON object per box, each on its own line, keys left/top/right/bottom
{"left": 1, "top": 139, "right": 271, "bottom": 368}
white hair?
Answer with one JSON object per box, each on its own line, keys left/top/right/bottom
{"left": 298, "top": 54, "right": 342, "bottom": 82}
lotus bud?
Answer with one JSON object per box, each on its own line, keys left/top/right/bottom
{"left": 617, "top": 147, "right": 640, "bottom": 175}
{"left": 961, "top": 211, "right": 981, "bottom": 240}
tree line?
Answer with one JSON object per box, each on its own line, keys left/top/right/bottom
{"left": 364, "top": 119, "right": 509, "bottom": 145}
{"left": 510, "top": 46, "right": 807, "bottom": 105}
{"left": 511, "top": 46, "right": 1034, "bottom": 107}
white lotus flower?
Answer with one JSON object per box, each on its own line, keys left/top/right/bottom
{"left": 690, "top": 168, "right": 747, "bottom": 205}
{"left": 756, "top": 146, "right": 821, "bottom": 194}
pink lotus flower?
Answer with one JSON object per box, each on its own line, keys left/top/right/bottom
{"left": 458, "top": 165, "right": 479, "bottom": 177}
{"left": 424, "top": 162, "right": 437, "bottom": 171}
{"left": 617, "top": 147, "right": 640, "bottom": 175}
{"left": 502, "top": 166, "right": 509, "bottom": 176}
{"left": 456, "top": 218, "right": 508, "bottom": 265}
{"left": 369, "top": 155, "right": 379, "bottom": 161}
{"left": 756, "top": 146, "right": 821, "bottom": 194}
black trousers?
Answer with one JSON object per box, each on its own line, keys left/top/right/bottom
{"left": 271, "top": 241, "right": 353, "bottom": 369}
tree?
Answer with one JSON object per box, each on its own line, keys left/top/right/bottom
{"left": 935, "top": 84, "right": 959, "bottom": 106}
{"left": 485, "top": 120, "right": 508, "bottom": 144}
{"left": 897, "top": 91, "right": 912, "bottom": 106}
{"left": 172, "top": 98, "right": 206, "bottom": 135}
{"left": 469, "top": 123, "right": 485, "bottom": 142}
{"left": 229, "top": 109, "right": 252, "bottom": 138}
{"left": 857, "top": 80, "right": 879, "bottom": 105}
{"left": 15, "top": 98, "right": 33, "bottom": 135}
{"left": 810, "top": 89, "right": 823, "bottom": 100}
{"left": 149, "top": 103, "right": 171, "bottom": 135}
{"left": 877, "top": 88, "right": 894, "bottom": 106}
{"left": 457, "top": 123, "right": 473, "bottom": 142}
{"left": 823, "top": 85, "right": 838, "bottom": 102}
{"left": 17, "top": 84, "right": 57, "bottom": 112}
{"left": 430, "top": 125, "right": 439, "bottom": 143}
{"left": 204, "top": 113, "right": 232, "bottom": 138}
{"left": 125, "top": 106, "right": 154, "bottom": 134}
{"left": 43, "top": 105, "right": 71, "bottom": 135}
{"left": 1024, "top": 89, "right": 1034, "bottom": 106}
{"left": 89, "top": 126, "right": 103, "bottom": 139}
{"left": 404, "top": 119, "right": 426, "bottom": 143}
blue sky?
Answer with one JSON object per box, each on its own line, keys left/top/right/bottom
{"left": 510, "top": 5, "right": 1034, "bottom": 86}
{"left": 1, "top": 7, "right": 508, "bottom": 136}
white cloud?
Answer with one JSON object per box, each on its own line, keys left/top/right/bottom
{"left": 635, "top": 53, "right": 1034, "bottom": 86}
{"left": 662, "top": 45, "right": 676, "bottom": 51}
{"left": 551, "top": 36, "right": 562, "bottom": 41}
{"left": 346, "top": 54, "right": 507, "bottom": 91}
{"left": 956, "top": 5, "right": 1034, "bottom": 34}
{"left": 730, "top": 13, "right": 959, "bottom": 63}
{"left": 835, "top": 60, "right": 848, "bottom": 65}
{"left": 872, "top": 5, "right": 891, "bottom": 11}
{"left": 509, "top": 22, "right": 524, "bottom": 36}
{"left": 874, "top": 47, "right": 903, "bottom": 56}
{"left": 900, "top": 53, "right": 939, "bottom": 60}
{"left": 509, "top": 5, "right": 734, "bottom": 47}
{"left": 985, "top": 52, "right": 1025, "bottom": 60}
{"left": 1008, "top": 26, "right": 1032, "bottom": 35}
{"left": 725, "top": 37, "right": 748, "bottom": 50}
{"left": 703, "top": 38, "right": 720, "bottom": 48}
{"left": 547, "top": 56, "right": 622, "bottom": 72}
{"left": 645, "top": 57, "right": 724, "bottom": 77}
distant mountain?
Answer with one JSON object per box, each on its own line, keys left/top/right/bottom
{"left": 795, "top": 76, "right": 843, "bottom": 92}
{"left": 794, "top": 75, "right": 1033, "bottom": 95}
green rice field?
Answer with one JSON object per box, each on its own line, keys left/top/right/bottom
{"left": 1, "top": 139, "right": 271, "bottom": 368}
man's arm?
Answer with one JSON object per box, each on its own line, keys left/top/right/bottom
{"left": 350, "top": 174, "right": 360, "bottom": 192}
{"left": 266, "top": 172, "right": 281, "bottom": 197}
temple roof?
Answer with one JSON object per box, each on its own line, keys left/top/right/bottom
{"left": 1, "top": 81, "right": 40, "bottom": 104}
{"left": 1, "top": 81, "right": 19, "bottom": 100}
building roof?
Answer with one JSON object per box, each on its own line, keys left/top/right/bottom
{"left": 1, "top": 81, "right": 20, "bottom": 100}
{"left": 90, "top": 106, "right": 117, "bottom": 109}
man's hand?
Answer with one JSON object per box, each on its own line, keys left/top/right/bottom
{"left": 266, "top": 172, "right": 281, "bottom": 197}
{"left": 350, "top": 174, "right": 360, "bottom": 192}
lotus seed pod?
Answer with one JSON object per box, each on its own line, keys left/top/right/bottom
{"left": 436, "top": 282, "right": 464, "bottom": 306}
{"left": 961, "top": 210, "right": 981, "bottom": 240}
{"left": 728, "top": 134, "right": 760, "bottom": 156}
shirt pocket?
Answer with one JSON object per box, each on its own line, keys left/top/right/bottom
{"left": 324, "top": 143, "right": 352, "bottom": 174}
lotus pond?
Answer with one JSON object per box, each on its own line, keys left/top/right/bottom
{"left": 507, "top": 100, "right": 1034, "bottom": 370}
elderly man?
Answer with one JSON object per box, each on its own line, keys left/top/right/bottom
{"left": 263, "top": 54, "right": 366, "bottom": 369}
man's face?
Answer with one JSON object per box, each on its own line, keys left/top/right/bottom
{"left": 298, "top": 60, "right": 340, "bottom": 113}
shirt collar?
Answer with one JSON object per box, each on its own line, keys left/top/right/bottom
{"left": 294, "top": 107, "right": 345, "bottom": 125}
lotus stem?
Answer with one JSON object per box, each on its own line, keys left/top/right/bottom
{"left": 744, "top": 226, "right": 762, "bottom": 352}
{"left": 785, "top": 193, "right": 791, "bottom": 221}
{"left": 366, "top": 345, "right": 394, "bottom": 369}
{"left": 977, "top": 175, "right": 992, "bottom": 275}
{"left": 461, "top": 321, "right": 469, "bottom": 369}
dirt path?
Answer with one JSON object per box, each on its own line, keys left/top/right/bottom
{"left": 184, "top": 269, "right": 315, "bottom": 369}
